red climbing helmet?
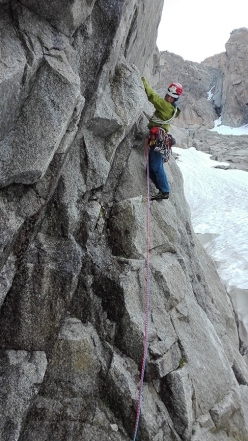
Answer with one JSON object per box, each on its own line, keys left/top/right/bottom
{"left": 167, "top": 82, "right": 183, "bottom": 98}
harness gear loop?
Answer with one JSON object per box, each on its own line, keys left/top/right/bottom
{"left": 147, "top": 127, "right": 172, "bottom": 162}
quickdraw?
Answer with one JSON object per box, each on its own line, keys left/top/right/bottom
{"left": 148, "top": 127, "right": 173, "bottom": 162}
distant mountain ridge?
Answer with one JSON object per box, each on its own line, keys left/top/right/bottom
{"left": 142, "top": 27, "right": 248, "bottom": 173}
{"left": 150, "top": 27, "right": 248, "bottom": 129}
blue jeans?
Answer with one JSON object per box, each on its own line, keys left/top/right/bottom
{"left": 149, "top": 148, "right": 170, "bottom": 193}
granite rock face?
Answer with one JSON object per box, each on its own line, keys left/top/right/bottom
{"left": 204, "top": 28, "right": 248, "bottom": 127}
{"left": 153, "top": 28, "right": 248, "bottom": 130}
{"left": 154, "top": 51, "right": 220, "bottom": 130}
{"left": 0, "top": 1, "right": 248, "bottom": 441}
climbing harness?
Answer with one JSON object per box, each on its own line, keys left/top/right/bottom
{"left": 132, "top": 138, "right": 151, "bottom": 441}
{"left": 148, "top": 127, "right": 173, "bottom": 163}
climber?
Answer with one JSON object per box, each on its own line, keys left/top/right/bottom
{"left": 141, "top": 77, "right": 183, "bottom": 200}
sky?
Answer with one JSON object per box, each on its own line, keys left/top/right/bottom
{"left": 173, "top": 122, "right": 248, "bottom": 346}
{"left": 157, "top": 0, "right": 248, "bottom": 62}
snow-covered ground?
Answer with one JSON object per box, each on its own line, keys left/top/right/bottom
{"left": 173, "top": 122, "right": 248, "bottom": 347}
{"left": 210, "top": 117, "right": 248, "bottom": 136}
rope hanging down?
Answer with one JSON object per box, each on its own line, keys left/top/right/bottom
{"left": 132, "top": 138, "right": 151, "bottom": 441}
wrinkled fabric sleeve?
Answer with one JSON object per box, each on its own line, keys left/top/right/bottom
{"left": 142, "top": 77, "right": 175, "bottom": 114}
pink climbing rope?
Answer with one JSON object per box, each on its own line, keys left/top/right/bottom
{"left": 132, "top": 138, "right": 151, "bottom": 441}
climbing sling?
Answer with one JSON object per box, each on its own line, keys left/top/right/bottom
{"left": 147, "top": 127, "right": 175, "bottom": 163}
{"left": 149, "top": 105, "right": 178, "bottom": 126}
{"left": 147, "top": 103, "right": 177, "bottom": 162}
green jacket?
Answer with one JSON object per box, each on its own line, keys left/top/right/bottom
{"left": 142, "top": 77, "right": 180, "bottom": 132}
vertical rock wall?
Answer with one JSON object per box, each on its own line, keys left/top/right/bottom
{"left": 153, "top": 28, "right": 248, "bottom": 130}
{"left": 202, "top": 27, "right": 248, "bottom": 127}
{"left": 0, "top": 1, "right": 248, "bottom": 440}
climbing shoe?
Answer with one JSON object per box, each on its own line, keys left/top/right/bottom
{"left": 150, "top": 191, "right": 169, "bottom": 201}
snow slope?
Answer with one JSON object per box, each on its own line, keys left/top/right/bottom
{"left": 173, "top": 123, "right": 248, "bottom": 345}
